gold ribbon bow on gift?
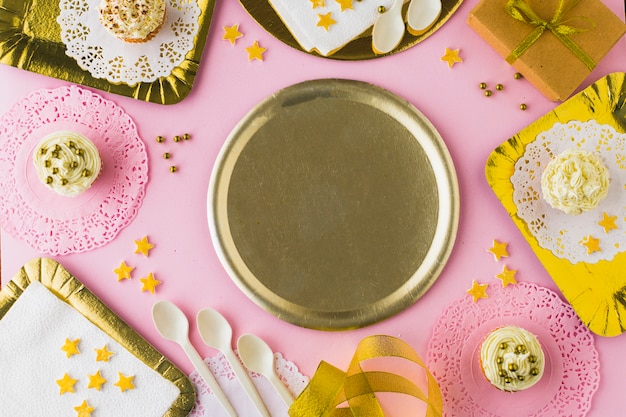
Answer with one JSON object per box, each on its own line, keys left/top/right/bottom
{"left": 505, "top": 0, "right": 596, "bottom": 70}
{"left": 288, "top": 335, "right": 442, "bottom": 417}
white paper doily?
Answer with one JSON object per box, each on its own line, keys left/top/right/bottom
{"left": 511, "top": 120, "right": 626, "bottom": 264}
{"left": 189, "top": 352, "right": 309, "bottom": 417}
{"left": 58, "top": 0, "right": 200, "bottom": 86}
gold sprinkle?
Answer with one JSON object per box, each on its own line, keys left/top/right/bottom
{"left": 518, "top": 375, "right": 525, "bottom": 381}
{"left": 51, "top": 151, "right": 59, "bottom": 158}
{"left": 479, "top": 82, "right": 487, "bottom": 90}
{"left": 156, "top": 136, "right": 164, "bottom": 143}
{"left": 496, "top": 83, "right": 503, "bottom": 91}
{"left": 496, "top": 357, "right": 503, "bottom": 364}
{"left": 378, "top": 5, "right": 386, "bottom": 12}
{"left": 40, "top": 147, "right": 47, "bottom": 155}
{"left": 530, "top": 368, "right": 539, "bottom": 376}
{"left": 60, "top": 178, "right": 68, "bottom": 186}
{"left": 52, "top": 167, "right": 59, "bottom": 174}
{"left": 504, "top": 377, "right": 512, "bottom": 384}
{"left": 46, "top": 176, "right": 53, "bottom": 184}
{"left": 67, "top": 141, "right": 76, "bottom": 148}
{"left": 484, "top": 90, "right": 493, "bottom": 97}
{"left": 520, "top": 103, "right": 527, "bottom": 110}
{"left": 498, "top": 369, "right": 507, "bottom": 377}
{"left": 514, "top": 72, "right": 523, "bottom": 79}
{"left": 169, "top": 166, "right": 177, "bottom": 173}
{"left": 499, "top": 342, "right": 507, "bottom": 349}
{"left": 528, "top": 355, "right": 537, "bottom": 363}
{"left": 163, "top": 152, "right": 171, "bottom": 159}
{"left": 183, "top": 133, "right": 191, "bottom": 140}
{"left": 516, "top": 344, "right": 527, "bottom": 353}
{"left": 75, "top": 148, "right": 84, "bottom": 156}
{"left": 508, "top": 363, "right": 518, "bottom": 371}
{"left": 82, "top": 169, "right": 91, "bottom": 177}
{"left": 54, "top": 144, "right": 62, "bottom": 152}
{"left": 173, "top": 135, "right": 181, "bottom": 142}
{"left": 44, "top": 160, "right": 52, "bottom": 168}
{"left": 70, "top": 161, "right": 79, "bottom": 168}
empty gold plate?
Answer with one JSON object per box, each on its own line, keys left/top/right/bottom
{"left": 208, "top": 79, "right": 459, "bottom": 330}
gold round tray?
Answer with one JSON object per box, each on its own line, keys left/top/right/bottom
{"left": 239, "top": 0, "right": 463, "bottom": 60}
{"left": 208, "top": 79, "right": 459, "bottom": 330}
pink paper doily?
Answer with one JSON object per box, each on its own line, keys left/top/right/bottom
{"left": 427, "top": 282, "right": 599, "bottom": 417}
{"left": 0, "top": 85, "right": 148, "bottom": 255}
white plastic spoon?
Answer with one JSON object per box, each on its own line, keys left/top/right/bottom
{"left": 406, "top": 0, "right": 442, "bottom": 35}
{"left": 237, "top": 333, "right": 294, "bottom": 406}
{"left": 197, "top": 309, "right": 271, "bottom": 417}
{"left": 152, "top": 301, "right": 238, "bottom": 417}
{"left": 371, "top": 0, "right": 405, "bottom": 55}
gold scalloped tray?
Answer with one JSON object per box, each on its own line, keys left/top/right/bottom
{"left": 0, "top": 0, "right": 215, "bottom": 104}
{"left": 0, "top": 257, "right": 195, "bottom": 416}
{"left": 486, "top": 72, "right": 626, "bottom": 337}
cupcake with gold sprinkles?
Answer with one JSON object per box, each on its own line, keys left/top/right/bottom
{"left": 479, "top": 325, "right": 545, "bottom": 392}
{"left": 98, "top": 0, "right": 167, "bottom": 43}
{"left": 32, "top": 131, "right": 102, "bottom": 197}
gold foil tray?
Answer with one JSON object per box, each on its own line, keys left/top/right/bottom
{"left": 239, "top": 0, "right": 463, "bottom": 60}
{"left": 208, "top": 79, "right": 459, "bottom": 330}
{"left": 0, "top": 0, "right": 215, "bottom": 104}
{"left": 486, "top": 72, "right": 626, "bottom": 337}
{"left": 0, "top": 257, "right": 195, "bottom": 416}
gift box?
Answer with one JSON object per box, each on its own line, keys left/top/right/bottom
{"left": 467, "top": 0, "right": 626, "bottom": 101}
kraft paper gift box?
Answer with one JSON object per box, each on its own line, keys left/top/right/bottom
{"left": 467, "top": 0, "right": 626, "bottom": 101}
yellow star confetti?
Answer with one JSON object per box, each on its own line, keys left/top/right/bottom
{"left": 114, "top": 373, "right": 135, "bottom": 392}
{"left": 223, "top": 24, "right": 243, "bottom": 45}
{"left": 245, "top": 41, "right": 266, "bottom": 61}
{"left": 310, "top": 0, "right": 325, "bottom": 7}
{"left": 134, "top": 236, "right": 155, "bottom": 257}
{"left": 114, "top": 261, "right": 134, "bottom": 281}
{"left": 487, "top": 239, "right": 509, "bottom": 261}
{"left": 466, "top": 280, "right": 489, "bottom": 302}
{"left": 56, "top": 373, "right": 78, "bottom": 395}
{"left": 95, "top": 344, "right": 115, "bottom": 362}
{"left": 87, "top": 370, "right": 107, "bottom": 391}
{"left": 495, "top": 265, "right": 517, "bottom": 287}
{"left": 335, "top": 0, "right": 353, "bottom": 11}
{"left": 581, "top": 235, "right": 601, "bottom": 254}
{"left": 74, "top": 400, "right": 95, "bottom": 417}
{"left": 61, "top": 338, "right": 80, "bottom": 358}
{"left": 441, "top": 48, "right": 463, "bottom": 67}
{"left": 140, "top": 272, "right": 162, "bottom": 294}
{"left": 598, "top": 212, "right": 618, "bottom": 233}
{"left": 317, "top": 12, "right": 336, "bottom": 31}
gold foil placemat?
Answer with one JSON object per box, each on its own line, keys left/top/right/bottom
{"left": 0, "top": 257, "right": 195, "bottom": 416}
{"left": 0, "top": 0, "right": 215, "bottom": 104}
{"left": 486, "top": 72, "right": 626, "bottom": 337}
{"left": 209, "top": 79, "right": 459, "bottom": 330}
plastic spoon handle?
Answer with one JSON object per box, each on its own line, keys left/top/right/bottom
{"left": 407, "top": 0, "right": 442, "bottom": 35}
{"left": 269, "top": 372, "right": 294, "bottom": 406}
{"left": 225, "top": 350, "right": 271, "bottom": 417}
{"left": 181, "top": 339, "right": 238, "bottom": 417}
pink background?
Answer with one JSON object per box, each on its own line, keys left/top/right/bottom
{"left": 1, "top": 0, "right": 625, "bottom": 415}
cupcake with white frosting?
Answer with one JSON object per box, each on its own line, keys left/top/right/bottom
{"left": 98, "top": 0, "right": 167, "bottom": 43}
{"left": 32, "top": 131, "right": 102, "bottom": 197}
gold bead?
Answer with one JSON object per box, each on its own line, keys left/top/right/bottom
{"left": 40, "top": 147, "right": 47, "bottom": 155}
{"left": 484, "top": 90, "right": 493, "bottom": 97}
{"left": 70, "top": 161, "right": 78, "bottom": 168}
{"left": 60, "top": 178, "right": 68, "bottom": 186}
{"left": 479, "top": 82, "right": 487, "bottom": 90}
{"left": 520, "top": 103, "right": 527, "bottom": 110}
{"left": 530, "top": 368, "right": 539, "bottom": 376}
{"left": 508, "top": 363, "right": 518, "bottom": 372}
{"left": 496, "top": 84, "right": 503, "bottom": 91}
{"left": 46, "top": 176, "right": 53, "bottom": 184}
{"left": 44, "top": 160, "right": 52, "bottom": 168}
{"left": 169, "top": 166, "right": 177, "bottom": 173}
{"left": 183, "top": 133, "right": 191, "bottom": 140}
{"left": 54, "top": 144, "right": 62, "bottom": 152}
{"left": 496, "top": 357, "right": 503, "bottom": 364}
{"left": 173, "top": 135, "right": 181, "bottom": 142}
{"left": 52, "top": 167, "right": 59, "bottom": 175}
{"left": 163, "top": 152, "right": 171, "bottom": 159}
{"left": 517, "top": 344, "right": 527, "bottom": 353}
{"left": 51, "top": 151, "right": 59, "bottom": 158}
{"left": 504, "top": 377, "right": 512, "bottom": 384}
{"left": 378, "top": 5, "right": 386, "bottom": 12}
{"left": 75, "top": 148, "right": 84, "bottom": 156}
{"left": 528, "top": 355, "right": 537, "bottom": 363}
{"left": 82, "top": 169, "right": 91, "bottom": 177}
{"left": 67, "top": 141, "right": 75, "bottom": 149}
{"left": 518, "top": 375, "right": 525, "bottom": 381}
{"left": 156, "top": 135, "right": 164, "bottom": 143}
{"left": 498, "top": 370, "right": 507, "bottom": 377}
{"left": 514, "top": 72, "right": 523, "bottom": 79}
{"left": 499, "top": 342, "right": 507, "bottom": 349}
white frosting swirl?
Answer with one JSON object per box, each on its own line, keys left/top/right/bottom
{"left": 480, "top": 325, "right": 545, "bottom": 392}
{"left": 32, "top": 131, "right": 102, "bottom": 197}
{"left": 98, "top": 0, "right": 166, "bottom": 42}
{"left": 541, "top": 148, "right": 609, "bottom": 215}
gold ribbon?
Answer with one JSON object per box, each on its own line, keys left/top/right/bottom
{"left": 288, "top": 335, "right": 442, "bottom": 417}
{"left": 505, "top": 0, "right": 596, "bottom": 70}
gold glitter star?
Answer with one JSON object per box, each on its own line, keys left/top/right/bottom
{"left": 317, "top": 12, "right": 336, "bottom": 31}
{"left": 581, "top": 235, "right": 601, "bottom": 254}
{"left": 56, "top": 373, "right": 78, "bottom": 395}
{"left": 245, "top": 41, "right": 266, "bottom": 61}
{"left": 113, "top": 261, "right": 134, "bottom": 281}
{"left": 87, "top": 370, "right": 107, "bottom": 391}
{"left": 114, "top": 373, "right": 135, "bottom": 392}
{"left": 466, "top": 280, "right": 489, "bottom": 302}
{"left": 495, "top": 265, "right": 517, "bottom": 287}
{"left": 134, "top": 236, "right": 155, "bottom": 257}
{"left": 61, "top": 338, "right": 80, "bottom": 358}
{"left": 140, "top": 272, "right": 162, "bottom": 294}
{"left": 441, "top": 48, "right": 463, "bottom": 68}
{"left": 94, "top": 344, "right": 115, "bottom": 362}
{"left": 598, "top": 212, "right": 618, "bottom": 233}
{"left": 222, "top": 24, "right": 243, "bottom": 45}
{"left": 335, "top": 0, "right": 353, "bottom": 11}
{"left": 487, "top": 239, "right": 509, "bottom": 261}
{"left": 310, "top": 0, "right": 325, "bottom": 7}
{"left": 74, "top": 400, "right": 95, "bottom": 417}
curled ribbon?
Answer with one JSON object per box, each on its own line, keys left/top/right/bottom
{"left": 288, "top": 335, "right": 442, "bottom": 417}
{"left": 505, "top": 0, "right": 596, "bottom": 70}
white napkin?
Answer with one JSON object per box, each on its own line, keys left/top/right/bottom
{"left": 268, "top": 0, "right": 396, "bottom": 56}
{"left": 0, "top": 281, "right": 179, "bottom": 416}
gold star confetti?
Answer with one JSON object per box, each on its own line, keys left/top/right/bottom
{"left": 87, "top": 370, "right": 107, "bottom": 391}
{"left": 317, "top": 12, "right": 336, "bottom": 31}
{"left": 222, "top": 24, "right": 243, "bottom": 44}
{"left": 74, "top": 400, "right": 95, "bottom": 417}
{"left": 598, "top": 212, "right": 618, "bottom": 233}
{"left": 495, "top": 265, "right": 517, "bottom": 287}
{"left": 114, "top": 373, "right": 135, "bottom": 392}
{"left": 61, "top": 338, "right": 80, "bottom": 358}
{"left": 335, "top": 0, "right": 353, "bottom": 11}
{"left": 441, "top": 48, "right": 463, "bottom": 67}
{"left": 466, "top": 280, "right": 489, "bottom": 303}
{"left": 113, "top": 261, "right": 134, "bottom": 281}
{"left": 487, "top": 239, "right": 509, "bottom": 261}
{"left": 56, "top": 373, "right": 78, "bottom": 395}
{"left": 245, "top": 41, "right": 266, "bottom": 61}
{"left": 94, "top": 344, "right": 115, "bottom": 362}
{"left": 581, "top": 235, "right": 601, "bottom": 254}
{"left": 310, "top": 0, "right": 325, "bottom": 7}
{"left": 134, "top": 236, "right": 155, "bottom": 257}
{"left": 140, "top": 272, "right": 162, "bottom": 294}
